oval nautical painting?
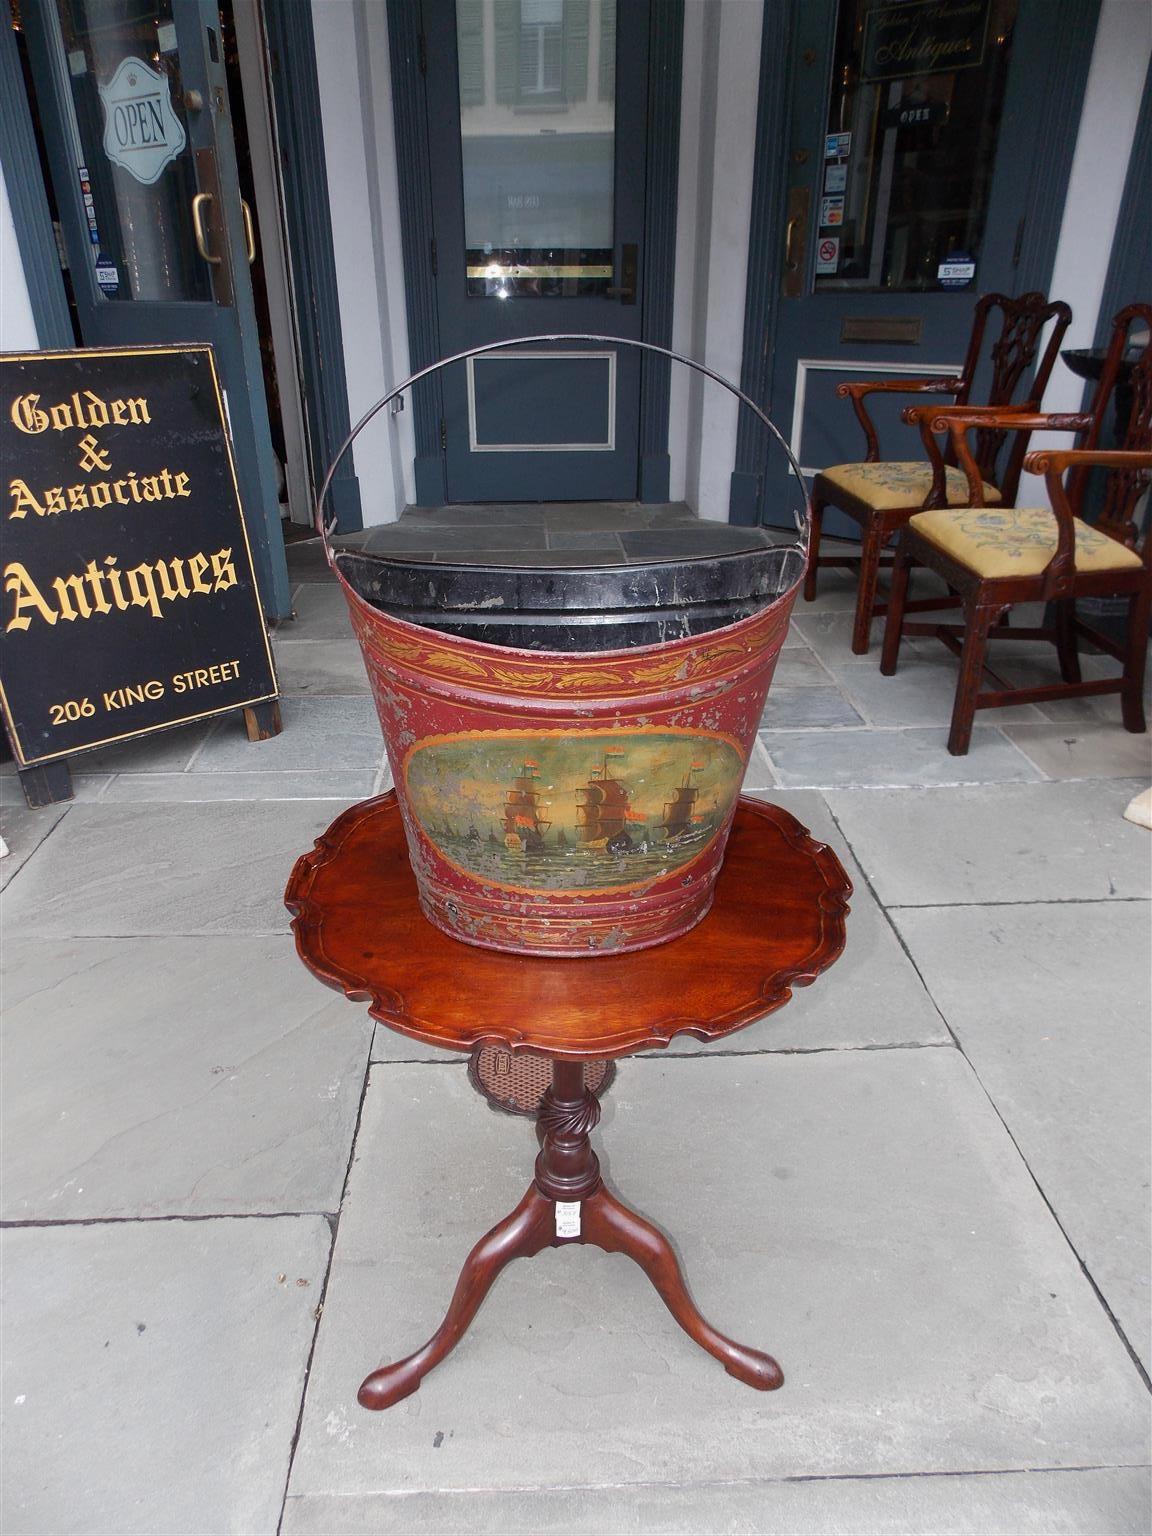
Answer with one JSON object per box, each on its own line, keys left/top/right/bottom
{"left": 404, "top": 729, "right": 746, "bottom": 893}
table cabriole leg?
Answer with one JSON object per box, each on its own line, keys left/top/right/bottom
{"left": 356, "top": 1058, "right": 783, "bottom": 1409}
{"left": 356, "top": 1186, "right": 555, "bottom": 1410}
{"left": 579, "top": 1185, "right": 784, "bottom": 1390}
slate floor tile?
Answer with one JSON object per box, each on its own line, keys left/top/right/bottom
{"left": 736, "top": 737, "right": 776, "bottom": 790}
{"left": 620, "top": 526, "right": 775, "bottom": 558}
{"left": 1, "top": 1217, "right": 329, "bottom": 1536}
{"left": 288, "top": 1052, "right": 1149, "bottom": 1497}
{"left": 0, "top": 799, "right": 340, "bottom": 937}
{"left": 361, "top": 524, "right": 548, "bottom": 553}
{"left": 793, "top": 610, "right": 934, "bottom": 669}
{"left": 1003, "top": 723, "right": 1152, "bottom": 780}
{"left": 74, "top": 719, "right": 212, "bottom": 774}
{"left": 762, "top": 725, "right": 1042, "bottom": 788}
{"left": 431, "top": 546, "right": 627, "bottom": 566}
{"left": 639, "top": 788, "right": 948, "bottom": 1055}
{"left": 281, "top": 1466, "right": 1152, "bottom": 1536}
{"left": 893, "top": 900, "right": 1152, "bottom": 1374}
{"left": 286, "top": 535, "right": 342, "bottom": 581}
{"left": 996, "top": 650, "right": 1147, "bottom": 725}
{"left": 195, "top": 696, "right": 383, "bottom": 774}
{"left": 545, "top": 529, "right": 626, "bottom": 550}
{"left": 768, "top": 647, "right": 835, "bottom": 687}
{"left": 279, "top": 582, "right": 359, "bottom": 640}
{"left": 398, "top": 503, "right": 558, "bottom": 527}
{"left": 1, "top": 935, "right": 372, "bottom": 1220}
{"left": 0, "top": 800, "right": 68, "bottom": 890}
{"left": 97, "top": 769, "right": 376, "bottom": 803}
{"left": 830, "top": 655, "right": 1044, "bottom": 727}
{"left": 273, "top": 640, "right": 371, "bottom": 695}
{"left": 825, "top": 780, "right": 1151, "bottom": 906}
{"left": 760, "top": 686, "right": 863, "bottom": 729}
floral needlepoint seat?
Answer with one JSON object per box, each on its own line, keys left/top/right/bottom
{"left": 881, "top": 303, "right": 1152, "bottom": 758}
{"left": 818, "top": 461, "right": 1002, "bottom": 512}
{"left": 907, "top": 504, "right": 1144, "bottom": 580}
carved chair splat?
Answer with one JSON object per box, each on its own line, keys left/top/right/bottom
{"left": 805, "top": 291, "right": 1072, "bottom": 656}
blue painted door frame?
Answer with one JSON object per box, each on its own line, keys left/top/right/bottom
{"left": 733, "top": 0, "right": 1101, "bottom": 532}
{"left": 19, "top": 0, "right": 292, "bottom": 617}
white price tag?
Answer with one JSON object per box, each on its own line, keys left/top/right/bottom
{"left": 555, "top": 1201, "right": 581, "bottom": 1238}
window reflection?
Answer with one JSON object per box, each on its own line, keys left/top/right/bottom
{"left": 815, "top": 0, "right": 1018, "bottom": 293}
{"left": 457, "top": 0, "right": 616, "bottom": 298}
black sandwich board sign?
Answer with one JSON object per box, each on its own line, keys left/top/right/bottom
{"left": 1, "top": 345, "right": 279, "bottom": 804}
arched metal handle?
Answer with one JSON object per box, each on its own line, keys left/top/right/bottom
{"left": 784, "top": 216, "right": 803, "bottom": 272}
{"left": 314, "top": 333, "right": 810, "bottom": 560}
{"left": 241, "top": 200, "right": 257, "bottom": 265}
{"left": 191, "top": 193, "right": 220, "bottom": 265}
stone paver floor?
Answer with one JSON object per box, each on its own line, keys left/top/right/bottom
{"left": 2, "top": 509, "right": 1150, "bottom": 1535}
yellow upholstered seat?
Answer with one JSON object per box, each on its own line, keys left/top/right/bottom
{"left": 908, "top": 505, "right": 1143, "bottom": 579}
{"left": 818, "top": 461, "right": 1002, "bottom": 510}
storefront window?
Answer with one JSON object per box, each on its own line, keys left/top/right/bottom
{"left": 815, "top": 0, "right": 1018, "bottom": 292}
{"left": 457, "top": 0, "right": 616, "bottom": 298}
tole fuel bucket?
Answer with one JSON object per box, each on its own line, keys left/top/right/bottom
{"left": 317, "top": 336, "right": 810, "bottom": 957}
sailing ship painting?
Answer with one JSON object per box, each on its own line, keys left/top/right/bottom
{"left": 404, "top": 729, "right": 746, "bottom": 892}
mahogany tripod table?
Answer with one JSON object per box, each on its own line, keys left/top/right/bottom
{"left": 285, "top": 792, "right": 851, "bottom": 1409}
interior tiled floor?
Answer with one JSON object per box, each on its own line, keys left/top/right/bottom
{"left": 2, "top": 506, "right": 1150, "bottom": 1535}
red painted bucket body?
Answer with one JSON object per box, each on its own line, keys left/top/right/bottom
{"left": 333, "top": 549, "right": 803, "bottom": 956}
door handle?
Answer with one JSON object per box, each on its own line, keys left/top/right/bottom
{"left": 241, "top": 199, "right": 256, "bottom": 264}
{"left": 606, "top": 242, "right": 638, "bottom": 304}
{"left": 784, "top": 217, "right": 802, "bottom": 271}
{"left": 191, "top": 192, "right": 221, "bottom": 264}
{"left": 781, "top": 187, "right": 810, "bottom": 298}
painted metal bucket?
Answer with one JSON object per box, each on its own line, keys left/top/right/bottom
{"left": 316, "top": 335, "right": 810, "bottom": 957}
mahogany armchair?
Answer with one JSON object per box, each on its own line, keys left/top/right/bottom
{"left": 879, "top": 305, "right": 1152, "bottom": 755}
{"left": 805, "top": 291, "right": 1072, "bottom": 656}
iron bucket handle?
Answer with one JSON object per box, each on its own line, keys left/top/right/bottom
{"left": 313, "top": 333, "right": 811, "bottom": 561}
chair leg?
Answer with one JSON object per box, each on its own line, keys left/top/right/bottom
{"left": 880, "top": 539, "right": 912, "bottom": 676}
{"left": 1121, "top": 587, "right": 1150, "bottom": 734}
{"left": 1054, "top": 599, "right": 1082, "bottom": 684}
{"left": 851, "top": 520, "right": 885, "bottom": 656}
{"left": 948, "top": 603, "right": 998, "bottom": 757}
{"left": 803, "top": 498, "right": 825, "bottom": 602}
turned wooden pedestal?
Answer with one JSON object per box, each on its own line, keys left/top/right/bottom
{"left": 285, "top": 793, "right": 850, "bottom": 1408}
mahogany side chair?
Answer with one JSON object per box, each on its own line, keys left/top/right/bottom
{"left": 805, "top": 291, "right": 1072, "bottom": 656}
{"left": 880, "top": 303, "right": 1152, "bottom": 756}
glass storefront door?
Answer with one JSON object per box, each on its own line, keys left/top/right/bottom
{"left": 18, "top": 0, "right": 290, "bottom": 616}
{"left": 760, "top": 0, "right": 1091, "bottom": 533}
{"left": 424, "top": 0, "right": 650, "bottom": 502}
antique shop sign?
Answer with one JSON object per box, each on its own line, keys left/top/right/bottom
{"left": 1, "top": 345, "right": 277, "bottom": 766}
{"left": 862, "top": 0, "right": 990, "bottom": 83}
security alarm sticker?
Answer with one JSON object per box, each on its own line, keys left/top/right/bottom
{"left": 824, "top": 163, "right": 847, "bottom": 194}
{"left": 99, "top": 57, "right": 186, "bottom": 185}
{"left": 937, "top": 252, "right": 976, "bottom": 289}
{"left": 816, "top": 236, "right": 840, "bottom": 274}
{"left": 820, "top": 195, "right": 845, "bottom": 228}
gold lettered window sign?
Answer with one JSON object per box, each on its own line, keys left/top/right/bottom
{"left": 0, "top": 344, "right": 277, "bottom": 766}
{"left": 862, "top": 0, "right": 991, "bottom": 83}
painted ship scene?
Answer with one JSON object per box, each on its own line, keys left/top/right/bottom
{"left": 405, "top": 730, "right": 747, "bottom": 891}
